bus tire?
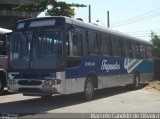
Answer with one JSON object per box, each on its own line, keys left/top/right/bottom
{"left": 84, "top": 77, "right": 94, "bottom": 100}
{"left": 0, "top": 77, "right": 4, "bottom": 95}
{"left": 132, "top": 75, "right": 140, "bottom": 90}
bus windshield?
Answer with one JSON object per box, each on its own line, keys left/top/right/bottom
{"left": 10, "top": 29, "right": 63, "bottom": 70}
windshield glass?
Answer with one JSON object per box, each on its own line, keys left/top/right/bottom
{"left": 10, "top": 31, "right": 31, "bottom": 69}
{"left": 32, "top": 29, "right": 63, "bottom": 69}
{"left": 10, "top": 29, "right": 63, "bottom": 70}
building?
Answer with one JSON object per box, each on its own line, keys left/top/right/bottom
{"left": 0, "top": 0, "right": 39, "bottom": 29}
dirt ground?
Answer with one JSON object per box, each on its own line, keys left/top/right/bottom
{"left": 143, "top": 80, "right": 160, "bottom": 92}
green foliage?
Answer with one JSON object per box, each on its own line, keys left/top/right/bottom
{"left": 151, "top": 32, "right": 160, "bottom": 58}
{"left": 14, "top": 0, "right": 86, "bottom": 17}
{"left": 13, "top": 0, "right": 50, "bottom": 13}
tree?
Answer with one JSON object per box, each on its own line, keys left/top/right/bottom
{"left": 151, "top": 32, "right": 160, "bottom": 58}
{"left": 14, "top": 0, "right": 86, "bottom": 17}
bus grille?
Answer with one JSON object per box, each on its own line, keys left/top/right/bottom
{"left": 18, "top": 80, "right": 42, "bottom": 86}
{"left": 18, "top": 88, "right": 42, "bottom": 93}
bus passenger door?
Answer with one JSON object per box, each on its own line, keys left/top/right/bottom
{"left": 65, "top": 31, "right": 84, "bottom": 94}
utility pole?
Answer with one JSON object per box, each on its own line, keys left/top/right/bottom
{"left": 107, "top": 11, "right": 110, "bottom": 28}
{"left": 89, "top": 5, "right": 91, "bottom": 23}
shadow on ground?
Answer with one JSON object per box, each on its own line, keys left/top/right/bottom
{"left": 1, "top": 90, "right": 16, "bottom": 96}
{"left": 0, "top": 84, "right": 147, "bottom": 115}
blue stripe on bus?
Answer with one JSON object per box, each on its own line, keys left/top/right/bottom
{"left": 66, "top": 56, "right": 154, "bottom": 79}
{"left": 131, "top": 59, "right": 154, "bottom": 73}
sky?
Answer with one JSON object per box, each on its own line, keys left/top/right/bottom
{"left": 38, "top": 0, "right": 160, "bottom": 42}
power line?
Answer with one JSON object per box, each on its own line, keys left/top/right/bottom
{"left": 112, "top": 12, "right": 160, "bottom": 27}
{"left": 122, "top": 28, "right": 160, "bottom": 40}
{"left": 112, "top": 7, "right": 160, "bottom": 26}
{"left": 127, "top": 30, "right": 160, "bottom": 39}
{"left": 112, "top": 7, "right": 160, "bottom": 27}
{"left": 126, "top": 29, "right": 160, "bottom": 36}
{"left": 126, "top": 28, "right": 160, "bottom": 33}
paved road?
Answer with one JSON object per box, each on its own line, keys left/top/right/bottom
{"left": 0, "top": 86, "right": 160, "bottom": 118}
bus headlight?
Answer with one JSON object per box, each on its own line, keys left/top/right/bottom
{"left": 8, "top": 79, "right": 17, "bottom": 84}
{"left": 42, "top": 80, "right": 52, "bottom": 91}
{"left": 56, "top": 79, "right": 61, "bottom": 85}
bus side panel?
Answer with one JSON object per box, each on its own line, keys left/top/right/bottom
{"left": 66, "top": 56, "right": 154, "bottom": 92}
{"left": 101, "top": 74, "right": 133, "bottom": 89}
{"left": 130, "top": 59, "right": 154, "bottom": 81}
{"left": 66, "top": 56, "right": 127, "bottom": 79}
{"left": 140, "top": 73, "right": 153, "bottom": 82}
{"left": 126, "top": 59, "right": 154, "bottom": 73}
{"left": 66, "top": 56, "right": 129, "bottom": 91}
{"left": 65, "top": 78, "right": 85, "bottom": 94}
{"left": 56, "top": 72, "right": 66, "bottom": 94}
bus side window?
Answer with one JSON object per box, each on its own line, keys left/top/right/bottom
{"left": 136, "top": 44, "right": 139, "bottom": 58}
{"left": 88, "top": 31, "right": 98, "bottom": 55}
{"left": 66, "top": 31, "right": 83, "bottom": 68}
{"left": 145, "top": 46, "right": 147, "bottom": 58}
{"left": 131, "top": 43, "right": 137, "bottom": 58}
{"left": 146, "top": 45, "right": 153, "bottom": 58}
{"left": 0, "top": 41, "right": 5, "bottom": 55}
{"left": 109, "top": 36, "right": 112, "bottom": 56}
{"left": 112, "top": 37, "right": 121, "bottom": 57}
{"left": 136, "top": 44, "right": 144, "bottom": 59}
{"left": 143, "top": 45, "right": 146, "bottom": 58}
{"left": 72, "top": 34, "right": 83, "bottom": 56}
{"left": 124, "top": 40, "right": 132, "bottom": 58}
{"left": 66, "top": 34, "right": 70, "bottom": 56}
{"left": 138, "top": 44, "right": 145, "bottom": 59}
{"left": 119, "top": 39, "right": 123, "bottom": 57}
{"left": 0, "top": 34, "right": 6, "bottom": 55}
{"left": 100, "top": 34, "right": 110, "bottom": 56}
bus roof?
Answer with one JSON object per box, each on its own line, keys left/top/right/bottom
{"left": 15, "top": 16, "right": 152, "bottom": 45}
{"left": 66, "top": 17, "right": 152, "bottom": 45}
{"left": 0, "top": 28, "right": 12, "bottom": 34}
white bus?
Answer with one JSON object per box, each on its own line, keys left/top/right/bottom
{"left": 0, "top": 28, "right": 12, "bottom": 95}
{"left": 7, "top": 17, "right": 153, "bottom": 99}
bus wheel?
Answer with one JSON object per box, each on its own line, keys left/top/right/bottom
{"left": 0, "top": 79, "right": 4, "bottom": 95}
{"left": 133, "top": 75, "right": 140, "bottom": 90}
{"left": 84, "top": 77, "right": 94, "bottom": 100}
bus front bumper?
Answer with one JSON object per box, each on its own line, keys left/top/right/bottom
{"left": 7, "top": 79, "right": 62, "bottom": 96}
